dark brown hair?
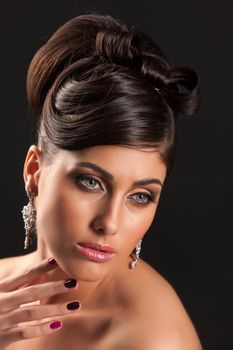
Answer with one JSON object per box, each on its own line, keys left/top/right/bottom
{"left": 26, "top": 13, "right": 200, "bottom": 175}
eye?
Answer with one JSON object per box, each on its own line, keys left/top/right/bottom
{"left": 75, "top": 174, "right": 103, "bottom": 192}
{"left": 74, "top": 174, "right": 157, "bottom": 206}
{"left": 129, "top": 192, "right": 156, "bottom": 207}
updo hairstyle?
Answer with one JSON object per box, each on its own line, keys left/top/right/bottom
{"left": 26, "top": 13, "right": 200, "bottom": 175}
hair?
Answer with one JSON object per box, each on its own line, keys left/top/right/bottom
{"left": 26, "top": 13, "right": 200, "bottom": 175}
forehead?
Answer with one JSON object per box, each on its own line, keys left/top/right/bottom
{"left": 51, "top": 145, "right": 167, "bottom": 182}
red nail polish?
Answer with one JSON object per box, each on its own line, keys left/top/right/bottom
{"left": 50, "top": 320, "right": 62, "bottom": 330}
{"left": 48, "top": 258, "right": 58, "bottom": 266}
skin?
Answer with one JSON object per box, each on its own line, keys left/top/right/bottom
{"left": 1, "top": 144, "right": 202, "bottom": 349}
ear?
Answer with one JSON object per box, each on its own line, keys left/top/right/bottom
{"left": 23, "top": 145, "right": 43, "bottom": 195}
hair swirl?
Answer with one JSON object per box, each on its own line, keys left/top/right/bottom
{"left": 26, "top": 13, "right": 200, "bottom": 174}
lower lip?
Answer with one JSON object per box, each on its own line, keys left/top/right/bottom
{"left": 75, "top": 244, "right": 115, "bottom": 262}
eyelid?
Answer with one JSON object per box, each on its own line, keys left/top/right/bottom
{"left": 74, "top": 173, "right": 159, "bottom": 196}
{"left": 75, "top": 174, "right": 104, "bottom": 189}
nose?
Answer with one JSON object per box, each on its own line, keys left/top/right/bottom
{"left": 91, "top": 194, "right": 123, "bottom": 236}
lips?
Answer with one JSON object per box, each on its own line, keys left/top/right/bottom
{"left": 75, "top": 243, "right": 114, "bottom": 263}
{"left": 78, "top": 242, "right": 115, "bottom": 254}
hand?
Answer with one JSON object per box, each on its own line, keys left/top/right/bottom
{"left": 0, "top": 257, "right": 80, "bottom": 348}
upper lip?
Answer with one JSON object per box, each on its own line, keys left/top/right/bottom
{"left": 77, "top": 241, "right": 115, "bottom": 254}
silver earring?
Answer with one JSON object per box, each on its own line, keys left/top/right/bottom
{"left": 130, "top": 238, "right": 143, "bottom": 269}
{"left": 22, "top": 190, "right": 37, "bottom": 249}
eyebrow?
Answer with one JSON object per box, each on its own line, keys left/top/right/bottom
{"left": 75, "top": 162, "right": 163, "bottom": 187}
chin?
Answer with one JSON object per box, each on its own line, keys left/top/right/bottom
{"left": 56, "top": 255, "right": 114, "bottom": 282}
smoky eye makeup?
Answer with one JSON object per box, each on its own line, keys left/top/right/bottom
{"left": 71, "top": 172, "right": 160, "bottom": 207}
{"left": 74, "top": 174, "right": 103, "bottom": 191}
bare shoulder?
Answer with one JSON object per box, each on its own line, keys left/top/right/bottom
{"left": 118, "top": 258, "right": 203, "bottom": 350}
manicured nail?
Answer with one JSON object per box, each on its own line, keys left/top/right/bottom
{"left": 66, "top": 301, "right": 80, "bottom": 310}
{"left": 50, "top": 320, "right": 62, "bottom": 330}
{"left": 48, "top": 257, "right": 58, "bottom": 266}
{"left": 64, "top": 279, "right": 77, "bottom": 288}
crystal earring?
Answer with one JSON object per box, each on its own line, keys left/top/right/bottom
{"left": 130, "top": 238, "right": 143, "bottom": 269}
{"left": 22, "top": 189, "right": 37, "bottom": 249}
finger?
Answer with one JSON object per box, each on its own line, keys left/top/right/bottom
{"left": 0, "top": 300, "right": 81, "bottom": 329}
{"left": 0, "top": 319, "right": 62, "bottom": 347}
{"left": 0, "top": 279, "right": 78, "bottom": 312}
{"left": 0, "top": 257, "right": 58, "bottom": 292}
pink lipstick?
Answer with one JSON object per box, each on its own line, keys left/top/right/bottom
{"left": 75, "top": 242, "right": 115, "bottom": 262}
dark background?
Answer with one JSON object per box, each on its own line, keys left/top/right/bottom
{"left": 0, "top": 1, "right": 232, "bottom": 349}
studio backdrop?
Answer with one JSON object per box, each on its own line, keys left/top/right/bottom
{"left": 0, "top": 1, "right": 232, "bottom": 349}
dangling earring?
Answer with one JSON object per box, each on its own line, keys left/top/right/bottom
{"left": 130, "top": 238, "right": 143, "bottom": 269}
{"left": 22, "top": 189, "right": 37, "bottom": 249}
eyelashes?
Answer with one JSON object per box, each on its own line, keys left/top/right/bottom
{"left": 74, "top": 174, "right": 157, "bottom": 207}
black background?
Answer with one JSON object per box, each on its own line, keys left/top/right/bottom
{"left": 0, "top": 1, "right": 232, "bottom": 349}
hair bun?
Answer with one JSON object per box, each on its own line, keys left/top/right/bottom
{"left": 95, "top": 30, "right": 141, "bottom": 66}
{"left": 159, "top": 66, "right": 200, "bottom": 116}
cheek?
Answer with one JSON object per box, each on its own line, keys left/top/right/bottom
{"left": 36, "top": 186, "right": 90, "bottom": 247}
{"left": 120, "top": 207, "right": 157, "bottom": 254}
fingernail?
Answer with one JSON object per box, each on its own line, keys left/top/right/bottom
{"left": 50, "top": 320, "right": 62, "bottom": 330}
{"left": 64, "top": 279, "right": 77, "bottom": 288}
{"left": 48, "top": 258, "right": 58, "bottom": 266}
{"left": 66, "top": 301, "right": 80, "bottom": 310}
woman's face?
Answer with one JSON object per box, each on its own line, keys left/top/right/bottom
{"left": 25, "top": 145, "right": 166, "bottom": 281}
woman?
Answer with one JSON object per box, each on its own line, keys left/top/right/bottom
{"left": 0, "top": 13, "right": 202, "bottom": 349}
